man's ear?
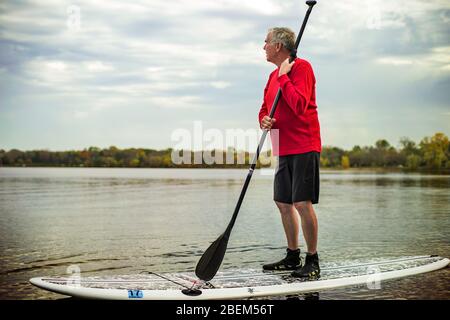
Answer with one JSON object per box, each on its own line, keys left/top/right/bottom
{"left": 275, "top": 43, "right": 283, "bottom": 52}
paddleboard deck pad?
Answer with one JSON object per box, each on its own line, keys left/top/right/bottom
{"left": 30, "top": 255, "right": 449, "bottom": 300}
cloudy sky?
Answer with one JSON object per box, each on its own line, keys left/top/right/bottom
{"left": 1, "top": 0, "right": 449, "bottom": 151}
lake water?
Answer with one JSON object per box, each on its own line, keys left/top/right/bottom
{"left": 0, "top": 167, "right": 449, "bottom": 300}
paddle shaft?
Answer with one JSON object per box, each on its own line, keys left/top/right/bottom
{"left": 225, "top": 1, "right": 317, "bottom": 236}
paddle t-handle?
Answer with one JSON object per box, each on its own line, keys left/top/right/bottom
{"left": 290, "top": 0, "right": 316, "bottom": 62}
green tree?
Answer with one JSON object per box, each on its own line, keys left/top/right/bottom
{"left": 375, "top": 139, "right": 390, "bottom": 150}
{"left": 137, "top": 149, "right": 147, "bottom": 167}
{"left": 0, "top": 149, "right": 5, "bottom": 166}
{"left": 373, "top": 139, "right": 393, "bottom": 167}
{"left": 399, "top": 137, "right": 419, "bottom": 155}
{"left": 341, "top": 155, "right": 350, "bottom": 169}
{"left": 148, "top": 155, "right": 162, "bottom": 167}
{"left": 162, "top": 153, "right": 173, "bottom": 167}
{"left": 348, "top": 145, "right": 363, "bottom": 167}
{"left": 79, "top": 150, "right": 91, "bottom": 166}
{"left": 406, "top": 154, "right": 420, "bottom": 170}
{"left": 100, "top": 157, "right": 118, "bottom": 167}
{"left": 320, "top": 156, "right": 330, "bottom": 167}
{"left": 129, "top": 158, "right": 140, "bottom": 167}
{"left": 321, "top": 146, "right": 345, "bottom": 167}
{"left": 399, "top": 137, "right": 419, "bottom": 168}
{"left": 4, "top": 149, "right": 23, "bottom": 165}
{"left": 419, "top": 133, "right": 449, "bottom": 170}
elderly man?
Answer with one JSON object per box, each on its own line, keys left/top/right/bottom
{"left": 259, "top": 27, "right": 321, "bottom": 278}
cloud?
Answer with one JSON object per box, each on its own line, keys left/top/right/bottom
{"left": 0, "top": 0, "right": 449, "bottom": 150}
{"left": 210, "top": 81, "right": 231, "bottom": 89}
{"left": 376, "top": 46, "right": 450, "bottom": 76}
{"left": 376, "top": 57, "right": 414, "bottom": 66}
{"left": 85, "top": 61, "right": 114, "bottom": 72}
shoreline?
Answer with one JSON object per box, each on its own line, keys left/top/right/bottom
{"left": 1, "top": 166, "right": 449, "bottom": 175}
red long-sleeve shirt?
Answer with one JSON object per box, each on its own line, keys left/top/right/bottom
{"left": 258, "top": 58, "right": 321, "bottom": 156}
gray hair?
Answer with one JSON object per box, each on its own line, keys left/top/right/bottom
{"left": 268, "top": 27, "right": 295, "bottom": 52}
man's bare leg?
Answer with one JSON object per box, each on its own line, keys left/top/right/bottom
{"left": 275, "top": 201, "right": 300, "bottom": 250}
{"left": 293, "top": 201, "right": 318, "bottom": 254}
{"left": 290, "top": 200, "right": 320, "bottom": 277}
{"left": 262, "top": 201, "right": 301, "bottom": 270}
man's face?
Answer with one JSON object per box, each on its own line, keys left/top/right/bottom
{"left": 263, "top": 32, "right": 278, "bottom": 63}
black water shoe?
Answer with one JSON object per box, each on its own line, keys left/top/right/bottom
{"left": 291, "top": 252, "right": 320, "bottom": 278}
{"left": 263, "top": 248, "right": 302, "bottom": 271}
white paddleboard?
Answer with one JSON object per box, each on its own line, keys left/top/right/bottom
{"left": 30, "top": 255, "right": 449, "bottom": 300}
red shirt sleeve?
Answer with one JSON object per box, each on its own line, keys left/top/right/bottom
{"left": 277, "top": 60, "right": 313, "bottom": 115}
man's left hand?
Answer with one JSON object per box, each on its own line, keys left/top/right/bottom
{"left": 278, "top": 58, "right": 295, "bottom": 77}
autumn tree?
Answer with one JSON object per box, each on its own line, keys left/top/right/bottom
{"left": 419, "top": 133, "right": 449, "bottom": 170}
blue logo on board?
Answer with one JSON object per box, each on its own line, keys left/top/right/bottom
{"left": 128, "top": 290, "right": 144, "bottom": 299}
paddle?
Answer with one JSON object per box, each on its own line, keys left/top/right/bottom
{"left": 195, "top": 0, "right": 318, "bottom": 282}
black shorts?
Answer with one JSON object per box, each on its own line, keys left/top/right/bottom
{"left": 274, "top": 152, "right": 320, "bottom": 204}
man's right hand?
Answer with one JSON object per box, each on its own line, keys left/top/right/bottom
{"left": 261, "top": 115, "right": 276, "bottom": 130}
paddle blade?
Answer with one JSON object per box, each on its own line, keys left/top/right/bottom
{"left": 195, "top": 233, "right": 229, "bottom": 281}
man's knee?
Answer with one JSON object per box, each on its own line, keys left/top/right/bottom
{"left": 293, "top": 201, "right": 312, "bottom": 216}
{"left": 275, "top": 201, "right": 294, "bottom": 213}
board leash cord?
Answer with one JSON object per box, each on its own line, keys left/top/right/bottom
{"left": 140, "top": 271, "right": 193, "bottom": 290}
{"left": 140, "top": 271, "right": 214, "bottom": 293}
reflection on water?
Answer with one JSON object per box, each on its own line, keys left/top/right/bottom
{"left": 0, "top": 168, "right": 449, "bottom": 299}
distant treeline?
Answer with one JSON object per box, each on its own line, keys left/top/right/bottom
{"left": 1, "top": 133, "right": 449, "bottom": 172}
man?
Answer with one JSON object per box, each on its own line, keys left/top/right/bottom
{"left": 259, "top": 27, "right": 321, "bottom": 278}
